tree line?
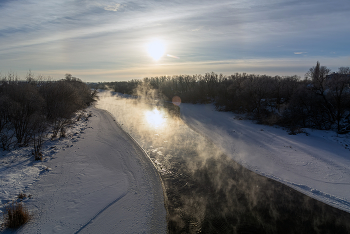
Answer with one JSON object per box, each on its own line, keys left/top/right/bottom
{"left": 91, "top": 62, "right": 350, "bottom": 134}
{"left": 0, "top": 73, "right": 96, "bottom": 158}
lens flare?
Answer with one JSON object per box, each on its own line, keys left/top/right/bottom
{"left": 172, "top": 96, "right": 181, "bottom": 106}
{"left": 167, "top": 54, "right": 180, "bottom": 59}
{"left": 145, "top": 109, "right": 166, "bottom": 127}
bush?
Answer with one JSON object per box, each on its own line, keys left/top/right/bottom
{"left": 17, "top": 193, "right": 27, "bottom": 200}
{"left": 0, "top": 72, "right": 96, "bottom": 151}
{"left": 3, "top": 202, "right": 30, "bottom": 229}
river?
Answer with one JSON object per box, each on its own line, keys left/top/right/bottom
{"left": 96, "top": 91, "right": 350, "bottom": 234}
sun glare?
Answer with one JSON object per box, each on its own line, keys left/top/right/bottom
{"left": 147, "top": 39, "right": 165, "bottom": 61}
{"left": 145, "top": 109, "right": 166, "bottom": 127}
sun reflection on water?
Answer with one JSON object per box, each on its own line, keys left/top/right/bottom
{"left": 145, "top": 109, "right": 166, "bottom": 128}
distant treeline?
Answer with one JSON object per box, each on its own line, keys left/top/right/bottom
{"left": 0, "top": 73, "right": 96, "bottom": 158}
{"left": 89, "top": 62, "right": 350, "bottom": 133}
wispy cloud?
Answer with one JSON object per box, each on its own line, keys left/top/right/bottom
{"left": 0, "top": 0, "right": 349, "bottom": 81}
{"left": 104, "top": 3, "right": 123, "bottom": 12}
{"left": 191, "top": 26, "right": 203, "bottom": 32}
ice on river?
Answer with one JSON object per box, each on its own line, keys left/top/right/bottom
{"left": 180, "top": 103, "right": 350, "bottom": 213}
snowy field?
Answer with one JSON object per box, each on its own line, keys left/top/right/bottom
{"left": 180, "top": 103, "right": 350, "bottom": 213}
{"left": 1, "top": 94, "right": 350, "bottom": 233}
{"left": 0, "top": 107, "right": 166, "bottom": 233}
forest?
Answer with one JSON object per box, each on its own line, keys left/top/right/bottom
{"left": 90, "top": 62, "right": 350, "bottom": 134}
{"left": 0, "top": 73, "right": 96, "bottom": 157}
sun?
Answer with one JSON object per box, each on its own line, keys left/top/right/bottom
{"left": 147, "top": 39, "right": 165, "bottom": 61}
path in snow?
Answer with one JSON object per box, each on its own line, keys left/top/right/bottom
{"left": 4, "top": 107, "right": 166, "bottom": 234}
{"left": 180, "top": 103, "right": 350, "bottom": 213}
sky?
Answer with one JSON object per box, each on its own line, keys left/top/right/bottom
{"left": 0, "top": 0, "right": 349, "bottom": 82}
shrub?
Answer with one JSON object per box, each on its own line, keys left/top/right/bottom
{"left": 3, "top": 202, "right": 30, "bottom": 229}
{"left": 17, "top": 193, "right": 27, "bottom": 200}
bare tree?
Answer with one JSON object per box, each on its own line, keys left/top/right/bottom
{"left": 305, "top": 61, "right": 331, "bottom": 94}
{"left": 326, "top": 69, "right": 350, "bottom": 132}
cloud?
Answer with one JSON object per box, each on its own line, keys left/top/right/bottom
{"left": 1, "top": 0, "right": 350, "bottom": 81}
{"left": 104, "top": 3, "right": 123, "bottom": 12}
{"left": 192, "top": 26, "right": 203, "bottom": 32}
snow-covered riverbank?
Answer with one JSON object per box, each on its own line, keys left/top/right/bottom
{"left": 1, "top": 107, "right": 166, "bottom": 233}
{"left": 2, "top": 94, "right": 350, "bottom": 233}
{"left": 180, "top": 103, "right": 350, "bottom": 213}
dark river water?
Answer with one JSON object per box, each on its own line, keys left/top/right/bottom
{"left": 97, "top": 93, "right": 350, "bottom": 234}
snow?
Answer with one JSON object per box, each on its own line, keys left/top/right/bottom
{"left": 180, "top": 103, "right": 350, "bottom": 213}
{"left": 2, "top": 92, "right": 350, "bottom": 233}
{"left": 0, "top": 107, "right": 166, "bottom": 233}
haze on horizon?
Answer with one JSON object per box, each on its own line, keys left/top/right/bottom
{"left": 0, "top": 0, "right": 349, "bottom": 82}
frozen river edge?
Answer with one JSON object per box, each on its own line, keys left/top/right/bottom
{"left": 4, "top": 107, "right": 166, "bottom": 234}
{"left": 180, "top": 103, "right": 350, "bottom": 214}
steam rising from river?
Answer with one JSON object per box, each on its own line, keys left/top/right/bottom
{"left": 96, "top": 90, "right": 240, "bottom": 230}
{"left": 96, "top": 88, "right": 350, "bottom": 233}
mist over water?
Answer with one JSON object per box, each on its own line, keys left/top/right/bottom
{"left": 97, "top": 90, "right": 350, "bottom": 233}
